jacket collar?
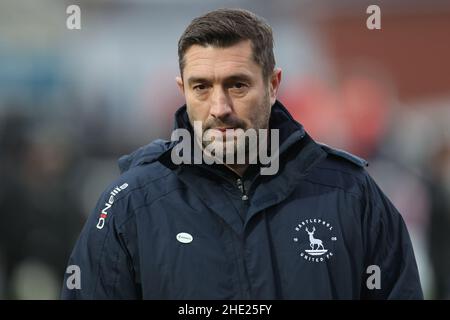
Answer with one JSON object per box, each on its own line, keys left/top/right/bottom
{"left": 160, "top": 100, "right": 327, "bottom": 234}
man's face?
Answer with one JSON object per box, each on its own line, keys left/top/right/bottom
{"left": 176, "top": 40, "right": 281, "bottom": 159}
{"left": 178, "top": 40, "right": 273, "bottom": 131}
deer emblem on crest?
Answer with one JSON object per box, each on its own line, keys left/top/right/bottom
{"left": 305, "top": 226, "right": 325, "bottom": 251}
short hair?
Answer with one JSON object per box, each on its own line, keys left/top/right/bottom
{"left": 178, "top": 8, "right": 275, "bottom": 80}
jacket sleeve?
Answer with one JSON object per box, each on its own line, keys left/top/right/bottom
{"left": 61, "top": 185, "right": 140, "bottom": 299}
{"left": 361, "top": 174, "right": 424, "bottom": 299}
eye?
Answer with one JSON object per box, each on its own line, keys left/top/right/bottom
{"left": 232, "top": 82, "right": 246, "bottom": 89}
{"left": 229, "top": 82, "right": 248, "bottom": 94}
{"left": 193, "top": 84, "right": 208, "bottom": 92}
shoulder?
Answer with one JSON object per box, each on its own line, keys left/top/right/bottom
{"left": 110, "top": 160, "right": 180, "bottom": 218}
{"left": 93, "top": 141, "right": 181, "bottom": 230}
{"left": 318, "top": 143, "right": 368, "bottom": 169}
{"left": 114, "top": 139, "right": 180, "bottom": 208}
{"left": 304, "top": 143, "right": 370, "bottom": 198}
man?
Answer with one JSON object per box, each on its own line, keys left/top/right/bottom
{"left": 62, "top": 8, "right": 423, "bottom": 299}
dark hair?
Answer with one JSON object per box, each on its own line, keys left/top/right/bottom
{"left": 178, "top": 8, "right": 275, "bottom": 80}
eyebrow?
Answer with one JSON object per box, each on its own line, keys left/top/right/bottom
{"left": 187, "top": 73, "right": 253, "bottom": 86}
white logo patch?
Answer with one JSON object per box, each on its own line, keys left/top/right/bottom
{"left": 293, "top": 218, "right": 337, "bottom": 263}
{"left": 176, "top": 232, "right": 193, "bottom": 244}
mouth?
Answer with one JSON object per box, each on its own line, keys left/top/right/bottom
{"left": 207, "top": 127, "right": 237, "bottom": 134}
{"left": 212, "top": 127, "right": 236, "bottom": 132}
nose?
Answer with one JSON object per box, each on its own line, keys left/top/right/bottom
{"left": 209, "top": 87, "right": 232, "bottom": 120}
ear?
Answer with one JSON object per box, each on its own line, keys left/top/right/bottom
{"left": 176, "top": 76, "right": 185, "bottom": 96}
{"left": 269, "top": 68, "right": 282, "bottom": 105}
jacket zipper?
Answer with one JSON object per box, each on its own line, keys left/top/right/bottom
{"left": 236, "top": 178, "right": 253, "bottom": 298}
{"left": 236, "top": 178, "right": 249, "bottom": 201}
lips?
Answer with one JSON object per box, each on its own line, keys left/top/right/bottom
{"left": 214, "top": 127, "right": 234, "bottom": 132}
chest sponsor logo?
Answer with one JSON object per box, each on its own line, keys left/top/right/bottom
{"left": 292, "top": 218, "right": 337, "bottom": 263}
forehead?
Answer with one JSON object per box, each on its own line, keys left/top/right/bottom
{"left": 182, "top": 40, "right": 262, "bottom": 80}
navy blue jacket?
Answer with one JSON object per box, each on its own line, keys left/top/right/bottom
{"left": 62, "top": 101, "right": 423, "bottom": 299}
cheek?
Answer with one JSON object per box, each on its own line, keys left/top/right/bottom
{"left": 187, "top": 102, "right": 209, "bottom": 123}
{"left": 242, "top": 92, "right": 269, "bottom": 120}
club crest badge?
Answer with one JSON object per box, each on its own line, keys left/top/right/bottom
{"left": 293, "top": 218, "right": 338, "bottom": 263}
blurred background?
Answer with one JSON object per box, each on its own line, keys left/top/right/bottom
{"left": 0, "top": 0, "right": 449, "bottom": 299}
